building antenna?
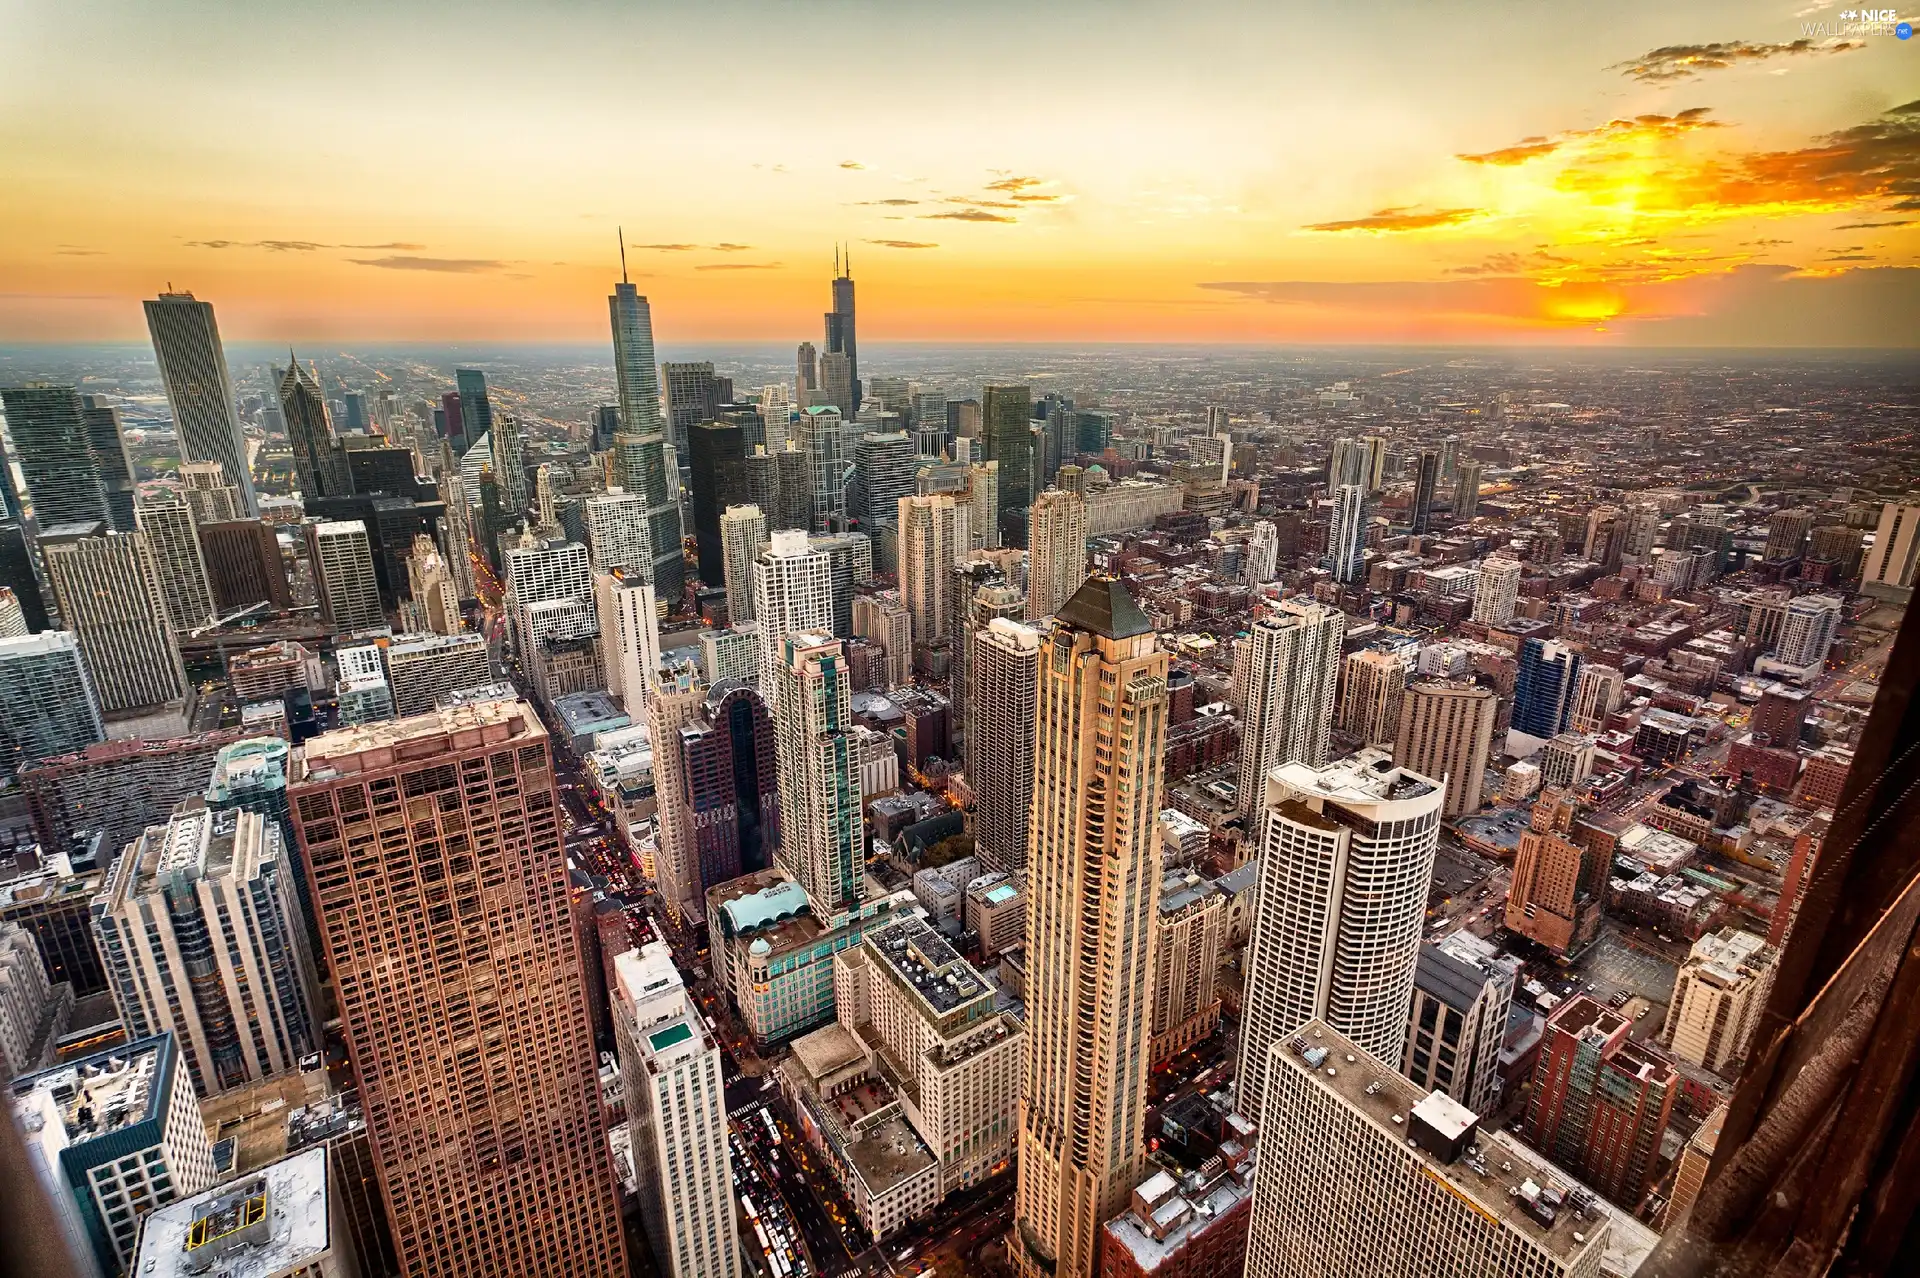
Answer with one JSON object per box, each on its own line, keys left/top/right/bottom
{"left": 618, "top": 227, "right": 628, "bottom": 284}
{"left": 843, "top": 242, "right": 850, "bottom": 276}
{"left": 834, "top": 243, "right": 839, "bottom": 277}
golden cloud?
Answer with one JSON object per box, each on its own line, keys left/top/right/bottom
{"left": 1303, "top": 207, "right": 1481, "bottom": 233}
{"left": 1612, "top": 39, "right": 1862, "bottom": 82}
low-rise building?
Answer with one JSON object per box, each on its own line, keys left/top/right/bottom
{"left": 1150, "top": 870, "right": 1225, "bottom": 1064}
{"left": 1099, "top": 1137, "right": 1257, "bottom": 1278}
{"left": 963, "top": 872, "right": 1025, "bottom": 959}
{"left": 706, "top": 869, "right": 910, "bottom": 1048}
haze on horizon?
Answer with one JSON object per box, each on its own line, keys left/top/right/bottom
{"left": 4, "top": 0, "right": 1918, "bottom": 348}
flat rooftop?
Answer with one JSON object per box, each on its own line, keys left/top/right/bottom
{"left": 1276, "top": 1024, "right": 1612, "bottom": 1265}
{"left": 866, "top": 916, "right": 989, "bottom": 1018}
{"left": 132, "top": 1146, "right": 331, "bottom": 1278}
{"left": 294, "top": 698, "right": 533, "bottom": 780}
{"left": 843, "top": 1110, "right": 938, "bottom": 1198}
{"left": 1272, "top": 746, "right": 1442, "bottom": 807}
{"left": 12, "top": 1035, "right": 166, "bottom": 1145}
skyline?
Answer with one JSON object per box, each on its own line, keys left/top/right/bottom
{"left": 4, "top": 0, "right": 1918, "bottom": 346}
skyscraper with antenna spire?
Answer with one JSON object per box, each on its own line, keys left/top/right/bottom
{"left": 825, "top": 243, "right": 859, "bottom": 414}
{"left": 609, "top": 229, "right": 686, "bottom": 604}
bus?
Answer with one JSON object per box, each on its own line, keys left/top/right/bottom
{"left": 742, "top": 1195, "right": 758, "bottom": 1220}
{"left": 762, "top": 1109, "right": 781, "bottom": 1145}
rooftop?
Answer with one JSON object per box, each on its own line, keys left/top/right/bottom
{"left": 1275, "top": 1022, "right": 1611, "bottom": 1265}
{"left": 1270, "top": 747, "right": 1442, "bottom": 812}
{"left": 1056, "top": 575, "right": 1153, "bottom": 640}
{"left": 12, "top": 1034, "right": 169, "bottom": 1145}
{"left": 132, "top": 1147, "right": 331, "bottom": 1278}
{"left": 842, "top": 1109, "right": 938, "bottom": 1198}
{"left": 294, "top": 698, "right": 532, "bottom": 780}
{"left": 867, "top": 915, "right": 990, "bottom": 1019}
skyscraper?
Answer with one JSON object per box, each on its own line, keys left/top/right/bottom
{"left": 612, "top": 943, "right": 741, "bottom": 1278}
{"left": 852, "top": 590, "right": 912, "bottom": 690}
{"left": 1010, "top": 577, "right": 1168, "bottom": 1278}
{"left": 651, "top": 678, "right": 779, "bottom": 922}
{"left": 898, "top": 493, "right": 964, "bottom": 650}
{"left": 1236, "top": 749, "right": 1444, "bottom": 1124}
{"left": 454, "top": 367, "right": 494, "bottom": 458}
{"left": 1504, "top": 790, "right": 1603, "bottom": 955}
{"left": 1325, "top": 483, "right": 1369, "bottom": 583}
{"left": 609, "top": 271, "right": 684, "bottom": 604}
{"left": 771, "top": 633, "right": 865, "bottom": 916}
{"left": 490, "top": 411, "right": 527, "bottom": 516}
{"left": 384, "top": 631, "right": 491, "bottom": 717}
{"left": 809, "top": 530, "right": 871, "bottom": 638}
{"left": 1395, "top": 680, "right": 1498, "bottom": 818}
{"left": 595, "top": 568, "right": 660, "bottom": 720}
{"left": 0, "top": 631, "right": 103, "bottom": 771}
{"left": 1524, "top": 995, "right": 1677, "bottom": 1206}
{"left": 719, "top": 504, "right": 767, "bottom": 623}
{"left": 1864, "top": 501, "right": 1918, "bottom": 601}
{"left": 1472, "top": 556, "right": 1522, "bottom": 627}
{"left": 1514, "top": 638, "right": 1583, "bottom": 739}
{"left": 689, "top": 418, "right": 749, "bottom": 582}
{"left": 1233, "top": 600, "right": 1344, "bottom": 819}
{"left": 143, "top": 292, "right": 259, "bottom": 515}
{"left": 305, "top": 520, "right": 385, "bottom": 633}
{"left": 1401, "top": 930, "right": 1518, "bottom": 1117}
{"left": 1026, "top": 487, "right": 1089, "bottom": 620}
{"left": 1570, "top": 663, "right": 1624, "bottom": 733}
{"left": 199, "top": 518, "right": 293, "bottom": 612}
{"left": 795, "top": 341, "right": 818, "bottom": 399}
{"left": 134, "top": 490, "right": 217, "bottom": 633}
{"left": 0, "top": 384, "right": 111, "bottom": 528}
{"left": 1454, "top": 458, "right": 1483, "bottom": 521}
{"left": 853, "top": 429, "right": 916, "bottom": 528}
{"left": 42, "top": 528, "right": 189, "bottom": 719}
{"left": 825, "top": 247, "right": 859, "bottom": 413}
{"left": 78, "top": 395, "right": 136, "bottom": 531}
{"left": 288, "top": 700, "right": 628, "bottom": 1277}
{"left": 794, "top": 405, "right": 851, "bottom": 531}
{"left": 1410, "top": 448, "right": 1439, "bottom": 534}
{"left": 1336, "top": 647, "right": 1408, "bottom": 748}
{"left": 983, "top": 385, "right": 1033, "bottom": 546}
{"left": 281, "top": 356, "right": 345, "bottom": 500}
{"left": 750, "top": 529, "right": 833, "bottom": 705}
{"left": 663, "top": 361, "right": 726, "bottom": 458}
{"left": 1246, "top": 1021, "right": 1615, "bottom": 1278}
{"left": 968, "top": 618, "right": 1041, "bottom": 874}
{"left": 92, "top": 803, "right": 316, "bottom": 1096}
{"left": 178, "top": 459, "right": 243, "bottom": 524}
{"left": 581, "top": 489, "right": 654, "bottom": 577}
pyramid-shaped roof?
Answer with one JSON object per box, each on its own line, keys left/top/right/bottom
{"left": 1056, "top": 575, "right": 1152, "bottom": 640}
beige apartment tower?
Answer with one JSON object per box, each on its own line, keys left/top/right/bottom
{"left": 1232, "top": 599, "right": 1344, "bottom": 819}
{"left": 41, "top": 527, "right": 190, "bottom": 719}
{"left": 1025, "top": 487, "right": 1089, "bottom": 620}
{"left": 1011, "top": 577, "right": 1169, "bottom": 1278}
{"left": 288, "top": 700, "right": 628, "bottom": 1278}
{"left": 1337, "top": 647, "right": 1409, "bottom": 748}
{"left": 1395, "top": 680, "right": 1498, "bottom": 818}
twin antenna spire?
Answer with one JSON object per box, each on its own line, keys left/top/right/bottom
{"left": 615, "top": 227, "right": 842, "bottom": 282}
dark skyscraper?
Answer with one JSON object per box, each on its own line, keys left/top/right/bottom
{"left": 689, "top": 419, "right": 749, "bottom": 585}
{"left": 0, "top": 522, "right": 51, "bottom": 630}
{"left": 824, "top": 246, "right": 859, "bottom": 413}
{"left": 0, "top": 384, "right": 111, "bottom": 529}
{"left": 280, "top": 356, "right": 344, "bottom": 500}
{"left": 1411, "top": 447, "right": 1439, "bottom": 535}
{"left": 664, "top": 362, "right": 726, "bottom": 459}
{"left": 796, "top": 341, "right": 818, "bottom": 396}
{"left": 439, "top": 389, "right": 464, "bottom": 451}
{"left": 593, "top": 404, "right": 620, "bottom": 453}
{"left": 79, "top": 396, "right": 136, "bottom": 532}
{"left": 455, "top": 368, "right": 494, "bottom": 457}
{"left": 681, "top": 680, "right": 780, "bottom": 882}
{"left": 1515, "top": 638, "right": 1583, "bottom": 739}
{"left": 983, "top": 384, "right": 1033, "bottom": 546}
{"left": 609, "top": 253, "right": 685, "bottom": 604}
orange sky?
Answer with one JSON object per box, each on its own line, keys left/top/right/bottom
{"left": 3, "top": 0, "right": 1916, "bottom": 345}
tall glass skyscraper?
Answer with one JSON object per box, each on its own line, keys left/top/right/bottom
{"left": 142, "top": 292, "right": 258, "bottom": 515}
{"left": 825, "top": 247, "right": 859, "bottom": 413}
{"left": 454, "top": 368, "right": 493, "bottom": 457}
{"left": 0, "top": 384, "right": 110, "bottom": 529}
{"left": 609, "top": 277, "right": 685, "bottom": 603}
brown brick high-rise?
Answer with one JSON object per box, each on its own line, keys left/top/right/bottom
{"left": 289, "top": 699, "right": 627, "bottom": 1278}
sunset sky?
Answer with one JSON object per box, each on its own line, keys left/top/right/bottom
{"left": 3, "top": 0, "right": 1916, "bottom": 345}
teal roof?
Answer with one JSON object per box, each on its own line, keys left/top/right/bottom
{"left": 721, "top": 879, "right": 811, "bottom": 935}
{"left": 985, "top": 884, "right": 1019, "bottom": 905}
{"left": 649, "top": 1022, "right": 695, "bottom": 1051}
